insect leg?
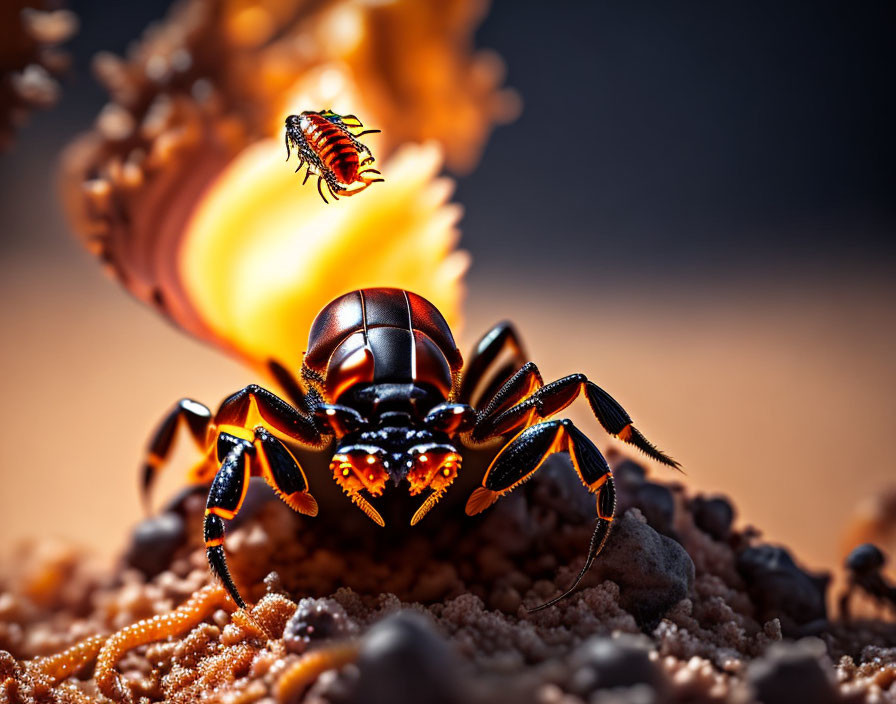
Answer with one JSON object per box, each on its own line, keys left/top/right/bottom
{"left": 205, "top": 434, "right": 254, "bottom": 609}
{"left": 316, "top": 176, "right": 329, "bottom": 203}
{"left": 471, "top": 374, "right": 679, "bottom": 468}
{"left": 458, "top": 322, "right": 529, "bottom": 405}
{"left": 216, "top": 384, "right": 324, "bottom": 448}
{"left": 474, "top": 362, "right": 544, "bottom": 426}
{"left": 464, "top": 419, "right": 616, "bottom": 611}
{"left": 325, "top": 174, "right": 342, "bottom": 200}
{"left": 141, "top": 399, "right": 212, "bottom": 513}
{"left": 252, "top": 427, "right": 318, "bottom": 516}
{"left": 266, "top": 358, "right": 316, "bottom": 414}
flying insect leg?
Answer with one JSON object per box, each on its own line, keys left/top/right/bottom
{"left": 472, "top": 374, "right": 679, "bottom": 468}
{"left": 216, "top": 384, "right": 324, "bottom": 448}
{"left": 204, "top": 434, "right": 254, "bottom": 609}
{"left": 464, "top": 419, "right": 616, "bottom": 611}
{"left": 338, "top": 176, "right": 385, "bottom": 197}
{"left": 316, "top": 176, "right": 329, "bottom": 203}
{"left": 141, "top": 399, "right": 212, "bottom": 513}
{"left": 458, "top": 322, "right": 529, "bottom": 406}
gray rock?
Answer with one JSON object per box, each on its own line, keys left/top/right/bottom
{"left": 351, "top": 611, "right": 465, "bottom": 704}
{"left": 611, "top": 459, "right": 677, "bottom": 538}
{"left": 124, "top": 511, "right": 186, "bottom": 578}
{"left": 746, "top": 639, "right": 837, "bottom": 704}
{"left": 845, "top": 543, "right": 885, "bottom": 574}
{"left": 592, "top": 510, "right": 695, "bottom": 630}
{"left": 691, "top": 495, "right": 735, "bottom": 541}
{"left": 569, "top": 633, "right": 668, "bottom": 696}
{"left": 283, "top": 597, "right": 357, "bottom": 654}
{"left": 737, "top": 545, "right": 829, "bottom": 635}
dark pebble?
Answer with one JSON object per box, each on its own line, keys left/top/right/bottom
{"left": 160, "top": 484, "right": 207, "bottom": 515}
{"left": 283, "top": 597, "right": 356, "bottom": 654}
{"left": 630, "top": 482, "right": 677, "bottom": 537}
{"left": 610, "top": 459, "right": 677, "bottom": 538}
{"left": 123, "top": 511, "right": 186, "bottom": 578}
{"left": 613, "top": 459, "right": 648, "bottom": 488}
{"left": 746, "top": 639, "right": 837, "bottom": 704}
{"left": 350, "top": 611, "right": 464, "bottom": 704}
{"left": 845, "top": 543, "right": 885, "bottom": 574}
{"left": 691, "top": 495, "right": 735, "bottom": 541}
{"left": 737, "top": 545, "right": 829, "bottom": 634}
{"left": 569, "top": 633, "right": 668, "bottom": 696}
{"left": 592, "top": 511, "right": 695, "bottom": 631}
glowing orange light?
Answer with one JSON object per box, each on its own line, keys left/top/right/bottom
{"left": 181, "top": 141, "right": 468, "bottom": 371}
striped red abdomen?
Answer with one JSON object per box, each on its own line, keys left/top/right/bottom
{"left": 303, "top": 114, "right": 359, "bottom": 185}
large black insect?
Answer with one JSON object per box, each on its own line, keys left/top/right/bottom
{"left": 142, "top": 288, "right": 679, "bottom": 611}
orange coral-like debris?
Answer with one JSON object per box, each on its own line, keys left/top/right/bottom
{"left": 26, "top": 634, "right": 105, "bottom": 686}
{"left": 275, "top": 641, "right": 360, "bottom": 703}
{"left": 95, "top": 585, "right": 236, "bottom": 702}
{"left": 0, "top": 1, "right": 77, "bottom": 149}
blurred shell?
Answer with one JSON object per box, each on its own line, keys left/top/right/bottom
{"left": 0, "top": 2, "right": 77, "bottom": 149}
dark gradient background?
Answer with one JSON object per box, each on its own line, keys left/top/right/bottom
{"left": 1, "top": 1, "right": 894, "bottom": 576}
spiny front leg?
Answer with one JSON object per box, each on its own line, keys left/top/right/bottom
{"left": 205, "top": 429, "right": 320, "bottom": 609}
{"left": 205, "top": 434, "right": 254, "bottom": 609}
{"left": 473, "top": 372, "right": 679, "bottom": 469}
{"left": 141, "top": 399, "right": 212, "bottom": 513}
{"left": 253, "top": 427, "right": 318, "bottom": 517}
{"left": 465, "top": 419, "right": 616, "bottom": 611}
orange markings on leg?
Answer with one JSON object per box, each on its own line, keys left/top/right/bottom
{"left": 206, "top": 506, "right": 236, "bottom": 520}
{"left": 588, "top": 473, "right": 609, "bottom": 492}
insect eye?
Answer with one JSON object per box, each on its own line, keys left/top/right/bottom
{"left": 406, "top": 449, "right": 460, "bottom": 496}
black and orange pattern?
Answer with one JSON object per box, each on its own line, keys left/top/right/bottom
{"left": 284, "top": 110, "right": 383, "bottom": 202}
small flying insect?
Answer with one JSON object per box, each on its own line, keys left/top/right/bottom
{"left": 285, "top": 110, "right": 384, "bottom": 203}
